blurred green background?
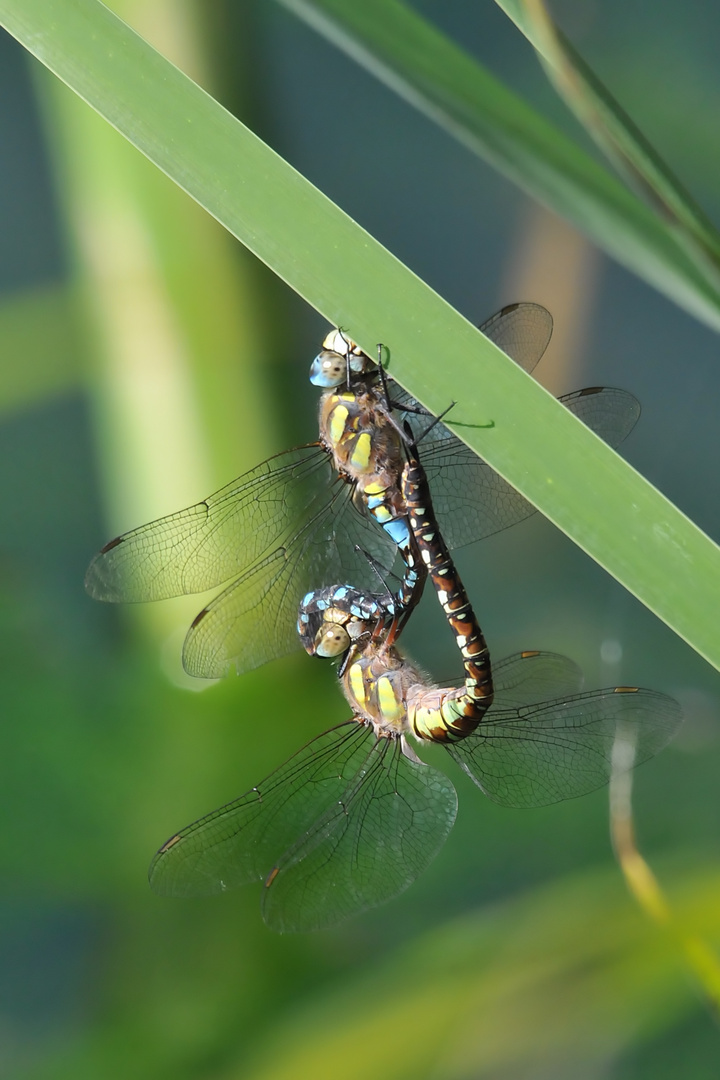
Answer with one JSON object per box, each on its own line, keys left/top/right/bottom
{"left": 1, "top": 1, "right": 719, "bottom": 1076}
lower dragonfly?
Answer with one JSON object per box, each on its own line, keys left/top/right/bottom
{"left": 85, "top": 304, "right": 640, "bottom": 679}
{"left": 149, "top": 440, "right": 682, "bottom": 932}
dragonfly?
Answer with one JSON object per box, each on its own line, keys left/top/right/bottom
{"left": 149, "top": 441, "right": 681, "bottom": 932}
{"left": 298, "top": 427, "right": 496, "bottom": 742}
{"left": 86, "top": 304, "right": 640, "bottom": 679}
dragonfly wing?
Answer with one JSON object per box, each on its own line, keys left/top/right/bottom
{"left": 492, "top": 651, "right": 584, "bottom": 708}
{"left": 420, "top": 444, "right": 532, "bottom": 548}
{"left": 262, "top": 737, "right": 458, "bottom": 932}
{"left": 149, "top": 723, "right": 374, "bottom": 897}
{"left": 420, "top": 387, "right": 640, "bottom": 551}
{"left": 181, "top": 471, "right": 397, "bottom": 677}
{"left": 559, "top": 387, "right": 640, "bottom": 446}
{"left": 479, "top": 301, "right": 553, "bottom": 375}
{"left": 447, "top": 689, "right": 682, "bottom": 808}
{"left": 85, "top": 444, "right": 393, "bottom": 603}
{"left": 389, "top": 302, "right": 553, "bottom": 420}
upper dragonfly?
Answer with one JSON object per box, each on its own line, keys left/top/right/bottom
{"left": 148, "top": 436, "right": 682, "bottom": 932}
{"left": 85, "top": 303, "right": 640, "bottom": 678}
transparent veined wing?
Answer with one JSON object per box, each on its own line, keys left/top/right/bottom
{"left": 262, "top": 736, "right": 457, "bottom": 933}
{"left": 85, "top": 445, "right": 324, "bottom": 600}
{"left": 421, "top": 386, "right": 640, "bottom": 550}
{"left": 86, "top": 444, "right": 396, "bottom": 677}
{"left": 491, "top": 651, "right": 584, "bottom": 708}
{"left": 85, "top": 444, "right": 394, "bottom": 601}
{"left": 446, "top": 678, "right": 682, "bottom": 809}
{"left": 386, "top": 300, "right": 637, "bottom": 549}
{"left": 181, "top": 474, "right": 397, "bottom": 677}
{"left": 150, "top": 722, "right": 457, "bottom": 932}
{"left": 149, "top": 723, "right": 376, "bottom": 897}
{"left": 559, "top": 385, "right": 641, "bottom": 449}
{"left": 479, "top": 301, "right": 554, "bottom": 375}
{"left": 389, "top": 301, "right": 553, "bottom": 420}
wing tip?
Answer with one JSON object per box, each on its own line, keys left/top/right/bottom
{"left": 84, "top": 535, "right": 127, "bottom": 599}
{"left": 84, "top": 558, "right": 117, "bottom": 601}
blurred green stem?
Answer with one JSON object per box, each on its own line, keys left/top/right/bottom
{"left": 499, "top": 0, "right": 720, "bottom": 292}
{"left": 610, "top": 740, "right": 720, "bottom": 1016}
{"left": 32, "top": 0, "right": 278, "bottom": 665}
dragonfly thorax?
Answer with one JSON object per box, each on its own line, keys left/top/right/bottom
{"left": 341, "top": 638, "right": 429, "bottom": 737}
{"left": 319, "top": 385, "right": 404, "bottom": 479}
{"left": 318, "top": 385, "right": 411, "bottom": 552}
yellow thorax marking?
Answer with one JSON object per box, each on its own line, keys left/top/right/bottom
{"left": 350, "top": 431, "right": 372, "bottom": 471}
{"left": 328, "top": 403, "right": 350, "bottom": 446}
{"left": 348, "top": 662, "right": 366, "bottom": 706}
{"left": 377, "top": 675, "right": 403, "bottom": 721}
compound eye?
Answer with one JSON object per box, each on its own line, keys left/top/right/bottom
{"left": 320, "top": 351, "right": 344, "bottom": 378}
{"left": 309, "top": 350, "right": 345, "bottom": 388}
{"left": 314, "top": 623, "right": 350, "bottom": 658}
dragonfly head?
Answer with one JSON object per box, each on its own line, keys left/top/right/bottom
{"left": 297, "top": 586, "right": 380, "bottom": 658}
{"left": 310, "top": 330, "right": 375, "bottom": 388}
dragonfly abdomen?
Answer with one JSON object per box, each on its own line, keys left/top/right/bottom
{"left": 401, "top": 439, "right": 494, "bottom": 740}
{"left": 408, "top": 686, "right": 491, "bottom": 743}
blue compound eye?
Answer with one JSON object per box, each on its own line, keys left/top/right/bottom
{"left": 314, "top": 623, "right": 350, "bottom": 658}
{"left": 309, "top": 350, "right": 346, "bottom": 388}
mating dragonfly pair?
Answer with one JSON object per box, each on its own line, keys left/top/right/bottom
{"left": 86, "top": 304, "right": 682, "bottom": 932}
